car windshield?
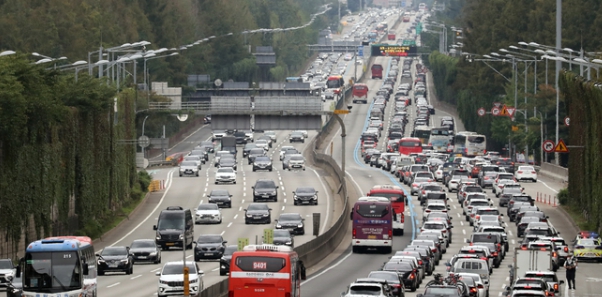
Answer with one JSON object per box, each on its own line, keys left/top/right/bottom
{"left": 197, "top": 235, "right": 222, "bottom": 243}
{"left": 472, "top": 234, "right": 498, "bottom": 243}
{"left": 210, "top": 190, "right": 229, "bottom": 197}
{"left": 131, "top": 241, "right": 156, "bottom": 248}
{"left": 524, "top": 274, "right": 556, "bottom": 283}
{"left": 291, "top": 156, "right": 304, "bottom": 161}
{"left": 256, "top": 181, "right": 275, "bottom": 188}
{"left": 368, "top": 272, "right": 399, "bottom": 282}
{"left": 102, "top": 247, "right": 127, "bottom": 256}
{"left": 279, "top": 214, "right": 301, "bottom": 221}
{"left": 425, "top": 288, "right": 461, "bottom": 296}
{"left": 197, "top": 204, "right": 218, "bottom": 210}
{"left": 181, "top": 161, "right": 197, "bottom": 167}
{"left": 162, "top": 263, "right": 197, "bottom": 275}
{"left": 273, "top": 230, "right": 291, "bottom": 237}
{"left": 428, "top": 204, "right": 446, "bottom": 210}
{"left": 296, "top": 187, "right": 316, "bottom": 195}
{"left": 349, "top": 285, "right": 382, "bottom": 296}
{"left": 424, "top": 223, "right": 445, "bottom": 230}
{"left": 247, "top": 204, "right": 267, "bottom": 211}
{"left": 0, "top": 260, "right": 12, "bottom": 269}
{"left": 255, "top": 157, "right": 270, "bottom": 162}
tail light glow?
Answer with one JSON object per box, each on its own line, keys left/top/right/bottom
{"left": 554, "top": 284, "right": 558, "bottom": 291}
{"left": 388, "top": 230, "right": 393, "bottom": 237}
{"left": 352, "top": 229, "right": 356, "bottom": 238}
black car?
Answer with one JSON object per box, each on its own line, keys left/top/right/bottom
{"left": 233, "top": 131, "right": 247, "bottom": 145}
{"left": 247, "top": 148, "right": 266, "bottom": 164}
{"left": 207, "top": 189, "right": 232, "bottom": 208}
{"left": 252, "top": 179, "right": 278, "bottom": 202}
{"left": 275, "top": 213, "right": 305, "bottom": 235}
{"left": 253, "top": 156, "right": 273, "bottom": 172}
{"left": 218, "top": 156, "right": 237, "bottom": 170}
{"left": 242, "top": 143, "right": 259, "bottom": 157}
{"left": 272, "top": 229, "right": 294, "bottom": 247}
{"left": 193, "top": 234, "right": 227, "bottom": 261}
{"left": 203, "top": 115, "right": 211, "bottom": 124}
{"left": 219, "top": 245, "right": 238, "bottom": 276}
{"left": 96, "top": 246, "right": 134, "bottom": 275}
{"left": 293, "top": 187, "right": 318, "bottom": 205}
{"left": 129, "top": 239, "right": 162, "bottom": 264}
{"left": 382, "top": 262, "right": 417, "bottom": 292}
{"left": 244, "top": 203, "right": 272, "bottom": 224}
{"left": 289, "top": 131, "right": 304, "bottom": 143}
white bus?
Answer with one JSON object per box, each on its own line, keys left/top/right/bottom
{"left": 412, "top": 126, "right": 431, "bottom": 145}
{"left": 454, "top": 132, "right": 486, "bottom": 157}
{"left": 429, "top": 127, "right": 451, "bottom": 153}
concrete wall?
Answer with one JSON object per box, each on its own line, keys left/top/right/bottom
{"left": 539, "top": 162, "right": 569, "bottom": 184}
{"left": 151, "top": 82, "right": 181, "bottom": 109}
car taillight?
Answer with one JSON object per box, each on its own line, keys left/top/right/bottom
{"left": 553, "top": 252, "right": 557, "bottom": 257}
{"left": 418, "top": 260, "right": 423, "bottom": 265}
{"left": 532, "top": 171, "right": 537, "bottom": 174}
{"left": 480, "top": 257, "right": 487, "bottom": 261}
{"left": 389, "top": 230, "right": 393, "bottom": 237}
{"left": 564, "top": 246, "right": 568, "bottom": 252}
{"left": 477, "top": 284, "right": 484, "bottom": 289}
{"left": 471, "top": 213, "right": 475, "bottom": 217}
{"left": 484, "top": 176, "right": 489, "bottom": 180}
{"left": 426, "top": 210, "right": 431, "bottom": 213}
{"left": 352, "top": 229, "right": 356, "bottom": 238}
{"left": 441, "top": 230, "right": 446, "bottom": 233}
{"left": 401, "top": 213, "right": 405, "bottom": 223}
{"left": 492, "top": 252, "right": 498, "bottom": 257}
{"left": 392, "top": 284, "right": 401, "bottom": 288}
{"left": 412, "top": 183, "right": 418, "bottom": 187}
{"left": 470, "top": 287, "right": 478, "bottom": 293}
{"left": 410, "top": 272, "right": 415, "bottom": 279}
{"left": 518, "top": 171, "right": 523, "bottom": 173}
{"left": 475, "top": 215, "right": 480, "bottom": 220}
{"left": 554, "top": 283, "right": 558, "bottom": 291}
{"left": 422, "top": 190, "right": 426, "bottom": 194}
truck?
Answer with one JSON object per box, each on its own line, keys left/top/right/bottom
{"left": 220, "top": 136, "right": 237, "bottom": 155}
{"left": 509, "top": 247, "right": 553, "bottom": 284}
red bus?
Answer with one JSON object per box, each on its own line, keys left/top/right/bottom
{"left": 367, "top": 185, "right": 406, "bottom": 235}
{"left": 326, "top": 75, "right": 345, "bottom": 95}
{"left": 371, "top": 64, "right": 383, "bottom": 79}
{"left": 228, "top": 244, "right": 306, "bottom": 297}
{"left": 352, "top": 83, "right": 369, "bottom": 104}
{"left": 398, "top": 137, "right": 423, "bottom": 156}
{"left": 388, "top": 31, "right": 396, "bottom": 40}
{"left": 350, "top": 197, "right": 394, "bottom": 253}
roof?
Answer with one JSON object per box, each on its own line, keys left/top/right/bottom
{"left": 27, "top": 236, "right": 93, "bottom": 252}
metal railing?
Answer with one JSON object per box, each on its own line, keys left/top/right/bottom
{"left": 148, "top": 101, "right": 328, "bottom": 115}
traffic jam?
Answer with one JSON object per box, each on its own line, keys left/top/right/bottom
{"left": 340, "top": 28, "right": 597, "bottom": 297}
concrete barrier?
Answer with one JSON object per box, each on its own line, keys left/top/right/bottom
{"left": 539, "top": 162, "right": 569, "bottom": 184}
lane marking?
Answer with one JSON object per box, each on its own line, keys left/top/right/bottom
{"left": 151, "top": 268, "right": 161, "bottom": 272}
{"left": 301, "top": 251, "right": 353, "bottom": 285}
{"left": 107, "top": 282, "right": 120, "bottom": 288}
{"left": 234, "top": 214, "right": 238, "bottom": 220}
{"left": 131, "top": 275, "right": 142, "bottom": 280}
{"left": 108, "top": 169, "right": 176, "bottom": 247}
{"left": 227, "top": 222, "right": 232, "bottom": 228}
{"left": 309, "top": 167, "right": 332, "bottom": 234}
{"left": 220, "top": 231, "right": 225, "bottom": 236}
{"left": 538, "top": 180, "right": 559, "bottom": 193}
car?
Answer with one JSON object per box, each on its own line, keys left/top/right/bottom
{"left": 183, "top": 155, "right": 204, "bottom": 168}
{"left": 264, "top": 131, "right": 277, "bottom": 142}
{"left": 242, "top": 143, "right": 259, "bottom": 157}
{"left": 253, "top": 156, "right": 273, "bottom": 172}
{"left": 214, "top": 167, "right": 236, "bottom": 184}
{"left": 211, "top": 129, "right": 226, "bottom": 141}
{"left": 293, "top": 186, "right": 319, "bottom": 205}
{"left": 203, "top": 115, "right": 211, "bottom": 124}
{"left": 289, "top": 131, "right": 305, "bottom": 143}
{"left": 275, "top": 213, "right": 305, "bottom": 235}
{"left": 218, "top": 156, "right": 237, "bottom": 170}
{"left": 252, "top": 179, "right": 278, "bottom": 202}
{"left": 189, "top": 149, "right": 209, "bottom": 163}
{"left": 515, "top": 165, "right": 538, "bottom": 182}
{"left": 206, "top": 189, "right": 232, "bottom": 208}
{"left": 96, "top": 246, "right": 134, "bottom": 275}
{"left": 255, "top": 139, "right": 270, "bottom": 150}
{"left": 156, "top": 261, "right": 204, "bottom": 297}
{"left": 280, "top": 146, "right": 299, "bottom": 160}
{"left": 573, "top": 237, "right": 602, "bottom": 261}
{"left": 523, "top": 271, "right": 563, "bottom": 296}
{"left": 367, "top": 271, "right": 406, "bottom": 297}
{"left": 419, "top": 285, "right": 464, "bottom": 297}
{"left": 381, "top": 262, "right": 418, "bottom": 292}
{"left": 214, "top": 151, "right": 234, "bottom": 167}
{"left": 244, "top": 203, "right": 272, "bottom": 224}
{"left": 342, "top": 282, "right": 390, "bottom": 297}
{"left": 422, "top": 200, "right": 448, "bottom": 218}
{"left": 179, "top": 161, "right": 200, "bottom": 177}
{"left": 193, "top": 234, "right": 227, "bottom": 261}
{"left": 247, "top": 148, "right": 266, "bottom": 164}
{"left": 219, "top": 245, "right": 238, "bottom": 276}
{"left": 129, "top": 239, "right": 162, "bottom": 264}
{"left": 194, "top": 203, "right": 222, "bottom": 224}
{"left": 272, "top": 229, "right": 295, "bottom": 247}
{"left": 287, "top": 154, "right": 306, "bottom": 171}
{"left": 0, "top": 258, "right": 15, "bottom": 288}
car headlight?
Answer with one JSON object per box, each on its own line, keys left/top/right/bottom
{"left": 189, "top": 278, "right": 198, "bottom": 283}
{"left": 312, "top": 195, "right": 318, "bottom": 200}
{"left": 263, "top": 213, "right": 269, "bottom": 217}
{"left": 246, "top": 214, "right": 252, "bottom": 217}
{"left": 213, "top": 214, "right": 220, "bottom": 217}
{"left": 179, "top": 234, "right": 184, "bottom": 240}
{"left": 267, "top": 162, "right": 272, "bottom": 166}
{"left": 121, "top": 259, "right": 129, "bottom": 263}
{"left": 298, "top": 224, "right": 304, "bottom": 228}
{"left": 156, "top": 232, "right": 161, "bottom": 240}
{"left": 159, "top": 279, "right": 170, "bottom": 284}
{"left": 286, "top": 241, "right": 292, "bottom": 245}
{"left": 179, "top": 168, "right": 185, "bottom": 171}
{"left": 149, "top": 252, "right": 157, "bottom": 256}
{"left": 294, "top": 195, "right": 299, "bottom": 200}
{"left": 276, "top": 224, "right": 282, "bottom": 228}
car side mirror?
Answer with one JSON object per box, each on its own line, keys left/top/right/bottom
{"left": 243, "top": 209, "right": 247, "bottom": 211}
{"left": 292, "top": 191, "right": 296, "bottom": 195}
{"left": 269, "top": 208, "right": 272, "bottom": 211}
{"left": 560, "top": 280, "right": 565, "bottom": 284}
{"left": 500, "top": 214, "right": 504, "bottom": 216}
{"left": 223, "top": 241, "right": 228, "bottom": 244}
{"left": 153, "top": 225, "right": 157, "bottom": 231}
{"left": 199, "top": 270, "right": 205, "bottom": 275}
{"left": 252, "top": 186, "right": 255, "bottom": 189}
{"left": 275, "top": 219, "right": 278, "bottom": 222}
{"left": 156, "top": 271, "right": 161, "bottom": 276}
{"left": 95, "top": 253, "right": 101, "bottom": 257}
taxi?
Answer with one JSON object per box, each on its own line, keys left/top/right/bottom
{"left": 573, "top": 237, "right": 602, "bottom": 261}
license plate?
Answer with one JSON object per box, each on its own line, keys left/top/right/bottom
{"left": 204, "top": 253, "right": 214, "bottom": 256}
{"left": 254, "top": 216, "right": 261, "bottom": 219}
{"left": 368, "top": 235, "right": 377, "bottom": 239}
{"left": 216, "top": 202, "right": 223, "bottom": 205}
{"left": 109, "top": 263, "right": 118, "bottom": 268}
{"left": 138, "top": 256, "right": 147, "bottom": 259}
{"left": 302, "top": 201, "right": 310, "bottom": 204}
{"left": 262, "top": 195, "right": 270, "bottom": 198}
{"left": 166, "top": 242, "right": 175, "bottom": 246}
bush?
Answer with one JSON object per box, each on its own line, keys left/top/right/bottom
{"left": 138, "top": 170, "right": 152, "bottom": 192}
{"left": 557, "top": 188, "right": 569, "bottom": 205}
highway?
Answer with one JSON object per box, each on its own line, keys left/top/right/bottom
{"left": 89, "top": 129, "right": 336, "bottom": 296}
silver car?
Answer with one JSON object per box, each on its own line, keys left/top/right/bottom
{"left": 179, "top": 161, "right": 200, "bottom": 177}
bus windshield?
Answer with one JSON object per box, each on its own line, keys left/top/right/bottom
{"left": 356, "top": 204, "right": 389, "bottom": 218}
{"left": 326, "top": 77, "right": 343, "bottom": 89}
{"left": 24, "top": 252, "right": 81, "bottom": 291}
{"left": 235, "top": 256, "right": 286, "bottom": 272}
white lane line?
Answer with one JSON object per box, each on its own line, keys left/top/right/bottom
{"left": 284, "top": 199, "right": 287, "bottom": 203}
{"left": 151, "top": 268, "right": 161, "bottom": 272}
{"left": 220, "top": 231, "right": 225, "bottom": 236}
{"left": 462, "top": 229, "right": 466, "bottom": 235}
{"left": 457, "top": 213, "right": 461, "bottom": 218}
{"left": 212, "top": 268, "right": 219, "bottom": 271}
{"left": 186, "top": 255, "right": 193, "bottom": 259}
{"left": 283, "top": 192, "right": 287, "bottom": 197}
{"left": 460, "top": 221, "right": 464, "bottom": 226}
{"left": 107, "top": 169, "right": 176, "bottom": 248}
{"left": 511, "top": 239, "right": 516, "bottom": 245}
{"left": 204, "top": 187, "right": 207, "bottom": 192}
{"left": 107, "top": 282, "right": 120, "bottom": 288}
{"left": 234, "top": 214, "right": 238, "bottom": 220}
{"left": 227, "top": 222, "right": 232, "bottom": 228}
{"left": 239, "top": 206, "right": 242, "bottom": 211}
{"left": 301, "top": 251, "right": 353, "bottom": 285}
{"left": 498, "top": 292, "right": 502, "bottom": 296}
{"left": 131, "top": 275, "right": 142, "bottom": 280}
{"left": 282, "top": 206, "right": 285, "bottom": 211}
{"left": 309, "top": 167, "right": 332, "bottom": 234}
{"left": 508, "top": 231, "right": 513, "bottom": 236}
{"left": 243, "top": 192, "right": 246, "bottom": 197}
{"left": 500, "top": 284, "right": 505, "bottom": 289}
{"left": 242, "top": 199, "right": 245, "bottom": 204}
{"left": 452, "top": 205, "right": 457, "bottom": 209}
{"left": 538, "top": 181, "right": 559, "bottom": 193}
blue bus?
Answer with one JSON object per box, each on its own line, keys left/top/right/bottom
{"left": 18, "top": 236, "right": 97, "bottom": 297}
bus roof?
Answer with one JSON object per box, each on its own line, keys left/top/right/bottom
{"left": 370, "top": 185, "right": 403, "bottom": 192}
{"left": 353, "top": 83, "right": 368, "bottom": 88}
{"left": 357, "top": 196, "right": 390, "bottom": 203}
{"left": 414, "top": 126, "right": 431, "bottom": 131}
{"left": 27, "top": 236, "right": 93, "bottom": 252}
{"left": 243, "top": 244, "right": 293, "bottom": 252}
{"left": 456, "top": 131, "right": 477, "bottom": 136}
{"left": 400, "top": 137, "right": 421, "bottom": 141}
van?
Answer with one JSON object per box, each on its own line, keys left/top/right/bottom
{"left": 153, "top": 206, "right": 194, "bottom": 250}
{"left": 371, "top": 64, "right": 383, "bottom": 79}
{"left": 450, "top": 259, "right": 490, "bottom": 285}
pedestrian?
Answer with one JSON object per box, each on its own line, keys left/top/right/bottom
{"left": 564, "top": 252, "right": 577, "bottom": 290}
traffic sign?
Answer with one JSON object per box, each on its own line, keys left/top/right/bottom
{"left": 334, "top": 109, "right": 350, "bottom": 114}
{"left": 477, "top": 108, "right": 486, "bottom": 117}
{"left": 357, "top": 46, "right": 364, "bottom": 57}
{"left": 263, "top": 229, "right": 273, "bottom": 244}
{"left": 237, "top": 238, "right": 249, "bottom": 251}
{"left": 564, "top": 117, "right": 570, "bottom": 127}
{"left": 506, "top": 107, "right": 516, "bottom": 117}
{"left": 554, "top": 139, "right": 569, "bottom": 153}
{"left": 491, "top": 107, "right": 500, "bottom": 116}
{"left": 511, "top": 126, "right": 519, "bottom": 132}
{"left": 499, "top": 105, "right": 510, "bottom": 116}
{"left": 542, "top": 140, "right": 555, "bottom": 153}
{"left": 493, "top": 102, "right": 502, "bottom": 108}
{"left": 138, "top": 135, "right": 150, "bottom": 148}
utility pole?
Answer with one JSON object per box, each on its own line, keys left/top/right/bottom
{"left": 554, "top": 0, "right": 561, "bottom": 165}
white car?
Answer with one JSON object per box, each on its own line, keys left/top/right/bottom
{"left": 515, "top": 166, "right": 538, "bottom": 182}
{"left": 264, "top": 131, "right": 277, "bottom": 142}
{"left": 156, "top": 261, "right": 204, "bottom": 297}
{"left": 179, "top": 161, "right": 200, "bottom": 177}
{"left": 183, "top": 155, "right": 203, "bottom": 168}
{"left": 293, "top": 130, "right": 309, "bottom": 138}
{"left": 0, "top": 259, "right": 15, "bottom": 286}
{"left": 342, "top": 282, "right": 388, "bottom": 297}
{"left": 279, "top": 146, "right": 297, "bottom": 160}
{"left": 215, "top": 168, "right": 236, "bottom": 184}
{"left": 194, "top": 204, "right": 222, "bottom": 224}
{"left": 422, "top": 200, "right": 448, "bottom": 218}
{"left": 255, "top": 139, "right": 270, "bottom": 151}
{"left": 492, "top": 180, "right": 518, "bottom": 196}
{"left": 434, "top": 165, "right": 445, "bottom": 181}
